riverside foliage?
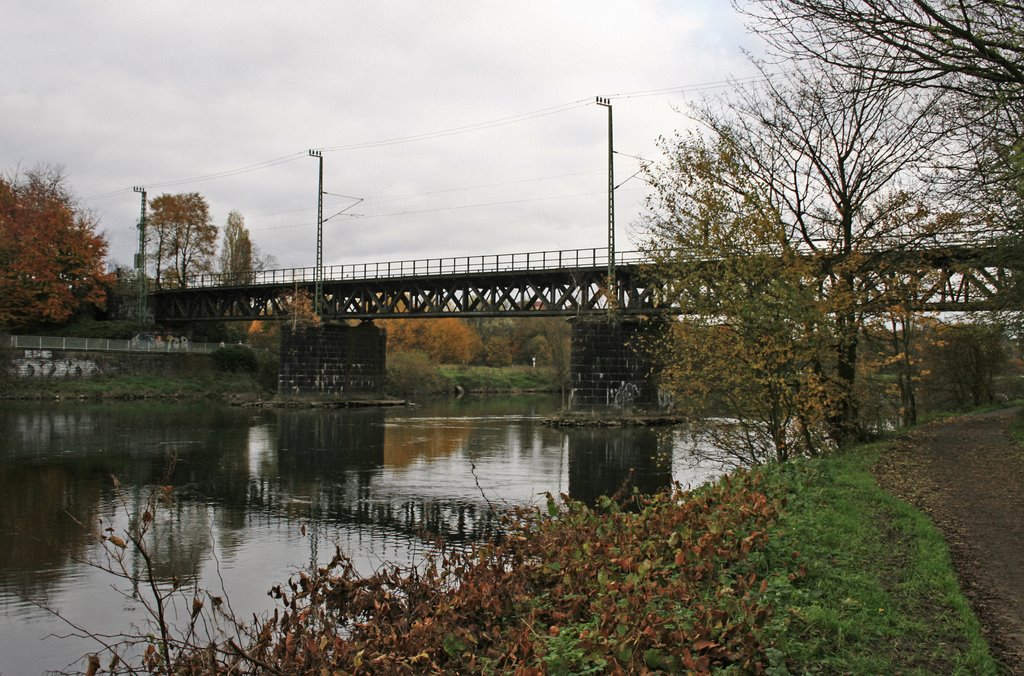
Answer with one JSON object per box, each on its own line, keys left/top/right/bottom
{"left": 123, "top": 472, "right": 792, "bottom": 673}
{"left": 82, "top": 446, "right": 994, "bottom": 674}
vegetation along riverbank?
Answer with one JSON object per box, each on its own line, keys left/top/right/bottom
{"left": 85, "top": 410, "right": 1003, "bottom": 674}
{"left": 1, "top": 343, "right": 561, "bottom": 401}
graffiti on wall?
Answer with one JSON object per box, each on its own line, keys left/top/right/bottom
{"left": 11, "top": 350, "right": 101, "bottom": 379}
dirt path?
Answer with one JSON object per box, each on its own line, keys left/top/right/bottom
{"left": 873, "top": 408, "right": 1024, "bottom": 674}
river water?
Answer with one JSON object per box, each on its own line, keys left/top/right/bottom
{"left": 0, "top": 396, "right": 721, "bottom": 674}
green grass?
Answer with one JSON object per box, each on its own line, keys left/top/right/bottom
{"left": 760, "top": 446, "right": 996, "bottom": 673}
{"left": 2, "top": 372, "right": 266, "bottom": 399}
{"left": 1010, "top": 406, "right": 1024, "bottom": 447}
{"left": 438, "top": 364, "right": 559, "bottom": 392}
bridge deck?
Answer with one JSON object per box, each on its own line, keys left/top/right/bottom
{"left": 151, "top": 244, "right": 1016, "bottom": 322}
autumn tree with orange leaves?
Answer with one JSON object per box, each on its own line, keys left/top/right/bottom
{"left": 149, "top": 192, "right": 217, "bottom": 288}
{"left": 384, "top": 318, "right": 482, "bottom": 364}
{"left": 0, "top": 166, "right": 112, "bottom": 329}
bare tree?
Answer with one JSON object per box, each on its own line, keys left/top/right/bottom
{"left": 646, "top": 62, "right": 943, "bottom": 445}
{"left": 736, "top": 0, "right": 1024, "bottom": 219}
{"left": 735, "top": 0, "right": 1024, "bottom": 94}
{"left": 735, "top": 0, "right": 1024, "bottom": 330}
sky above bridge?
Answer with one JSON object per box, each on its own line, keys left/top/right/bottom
{"left": 2, "top": 1, "right": 760, "bottom": 271}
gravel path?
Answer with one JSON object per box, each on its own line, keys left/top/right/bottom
{"left": 873, "top": 408, "right": 1024, "bottom": 674}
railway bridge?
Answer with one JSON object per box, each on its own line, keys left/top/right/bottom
{"left": 150, "top": 243, "right": 1017, "bottom": 410}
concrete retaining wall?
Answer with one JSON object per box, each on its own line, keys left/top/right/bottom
{"left": 7, "top": 348, "right": 210, "bottom": 379}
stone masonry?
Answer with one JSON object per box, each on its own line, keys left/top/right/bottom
{"left": 278, "top": 322, "right": 386, "bottom": 397}
{"left": 568, "top": 317, "right": 666, "bottom": 412}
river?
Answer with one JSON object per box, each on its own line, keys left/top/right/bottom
{"left": 0, "top": 395, "right": 722, "bottom": 674}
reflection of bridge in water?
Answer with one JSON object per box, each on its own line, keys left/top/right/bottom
{"left": 259, "top": 410, "right": 678, "bottom": 544}
{"left": 0, "top": 401, "right": 700, "bottom": 598}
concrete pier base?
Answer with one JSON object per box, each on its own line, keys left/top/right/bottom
{"left": 278, "top": 322, "right": 386, "bottom": 397}
{"left": 568, "top": 317, "right": 666, "bottom": 413}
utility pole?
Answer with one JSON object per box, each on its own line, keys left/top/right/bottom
{"left": 133, "top": 186, "right": 148, "bottom": 323}
{"left": 308, "top": 149, "right": 324, "bottom": 317}
{"left": 595, "top": 97, "right": 615, "bottom": 305}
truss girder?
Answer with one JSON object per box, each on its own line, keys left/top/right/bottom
{"left": 152, "top": 248, "right": 1018, "bottom": 323}
{"left": 153, "top": 267, "right": 662, "bottom": 321}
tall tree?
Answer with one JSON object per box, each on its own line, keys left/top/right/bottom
{"left": 220, "top": 210, "right": 253, "bottom": 285}
{"left": 643, "top": 134, "right": 840, "bottom": 462}
{"left": 736, "top": 0, "right": 1024, "bottom": 235}
{"left": 384, "top": 318, "right": 482, "bottom": 364}
{"left": 645, "top": 62, "right": 941, "bottom": 445}
{"left": 736, "top": 0, "right": 1024, "bottom": 93}
{"left": 0, "top": 165, "right": 111, "bottom": 328}
{"left": 737, "top": 0, "right": 1024, "bottom": 332}
{"left": 148, "top": 192, "right": 217, "bottom": 288}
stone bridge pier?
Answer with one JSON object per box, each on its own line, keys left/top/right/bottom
{"left": 278, "top": 322, "right": 386, "bottom": 397}
{"left": 568, "top": 317, "right": 668, "bottom": 413}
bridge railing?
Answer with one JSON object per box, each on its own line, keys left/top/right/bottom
{"left": 159, "top": 228, "right": 1014, "bottom": 292}
{"left": 167, "top": 248, "right": 648, "bottom": 290}
{"left": 5, "top": 335, "right": 221, "bottom": 354}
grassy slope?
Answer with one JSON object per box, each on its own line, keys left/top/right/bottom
{"left": 524, "top": 445, "right": 995, "bottom": 673}
{"left": 437, "top": 364, "right": 559, "bottom": 392}
{"left": 761, "top": 444, "right": 995, "bottom": 673}
{"left": 1, "top": 372, "right": 265, "bottom": 399}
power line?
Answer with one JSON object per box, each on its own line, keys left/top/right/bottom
{"left": 143, "top": 153, "right": 306, "bottom": 188}
{"left": 85, "top": 76, "right": 772, "bottom": 203}
{"left": 318, "top": 99, "right": 594, "bottom": 152}
{"left": 249, "top": 185, "right": 647, "bottom": 232}
{"left": 249, "top": 169, "right": 608, "bottom": 219}
{"left": 362, "top": 169, "right": 607, "bottom": 205}
{"left": 82, "top": 153, "right": 306, "bottom": 201}
{"left": 82, "top": 187, "right": 134, "bottom": 201}
{"left": 604, "top": 73, "right": 775, "bottom": 101}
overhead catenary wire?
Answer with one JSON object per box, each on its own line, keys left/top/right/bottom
{"left": 81, "top": 152, "right": 306, "bottom": 201}
{"left": 253, "top": 168, "right": 613, "bottom": 220}
{"left": 318, "top": 99, "right": 594, "bottom": 152}
{"left": 602, "top": 73, "right": 775, "bottom": 100}
{"left": 250, "top": 162, "right": 648, "bottom": 221}
{"left": 248, "top": 184, "right": 647, "bottom": 232}
{"left": 141, "top": 153, "right": 307, "bottom": 189}
{"left": 85, "top": 74, "right": 770, "bottom": 202}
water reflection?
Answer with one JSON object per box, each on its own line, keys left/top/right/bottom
{"left": 0, "top": 397, "right": 719, "bottom": 674}
{"left": 567, "top": 428, "right": 674, "bottom": 506}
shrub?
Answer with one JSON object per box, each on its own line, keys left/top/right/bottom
{"left": 387, "top": 350, "right": 448, "bottom": 395}
{"left": 210, "top": 345, "right": 258, "bottom": 374}
{"left": 255, "top": 349, "right": 279, "bottom": 392}
{"left": 921, "top": 323, "right": 1008, "bottom": 409}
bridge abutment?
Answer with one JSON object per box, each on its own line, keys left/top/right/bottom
{"left": 278, "top": 322, "right": 386, "bottom": 397}
{"left": 568, "top": 317, "right": 668, "bottom": 413}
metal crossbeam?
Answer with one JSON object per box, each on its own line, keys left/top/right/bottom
{"left": 151, "top": 244, "right": 1019, "bottom": 322}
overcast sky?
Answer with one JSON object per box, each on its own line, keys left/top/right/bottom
{"left": 3, "top": 1, "right": 761, "bottom": 271}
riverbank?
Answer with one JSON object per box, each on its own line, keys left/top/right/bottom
{"left": 437, "top": 364, "right": 559, "bottom": 393}
{"left": 873, "top": 407, "right": 1024, "bottom": 672}
{"left": 1, "top": 363, "right": 561, "bottom": 401}
{"left": 143, "top": 420, "right": 996, "bottom": 673}
{"left": 0, "top": 372, "right": 268, "bottom": 400}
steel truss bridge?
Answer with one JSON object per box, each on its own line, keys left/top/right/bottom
{"left": 152, "top": 243, "right": 1018, "bottom": 322}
